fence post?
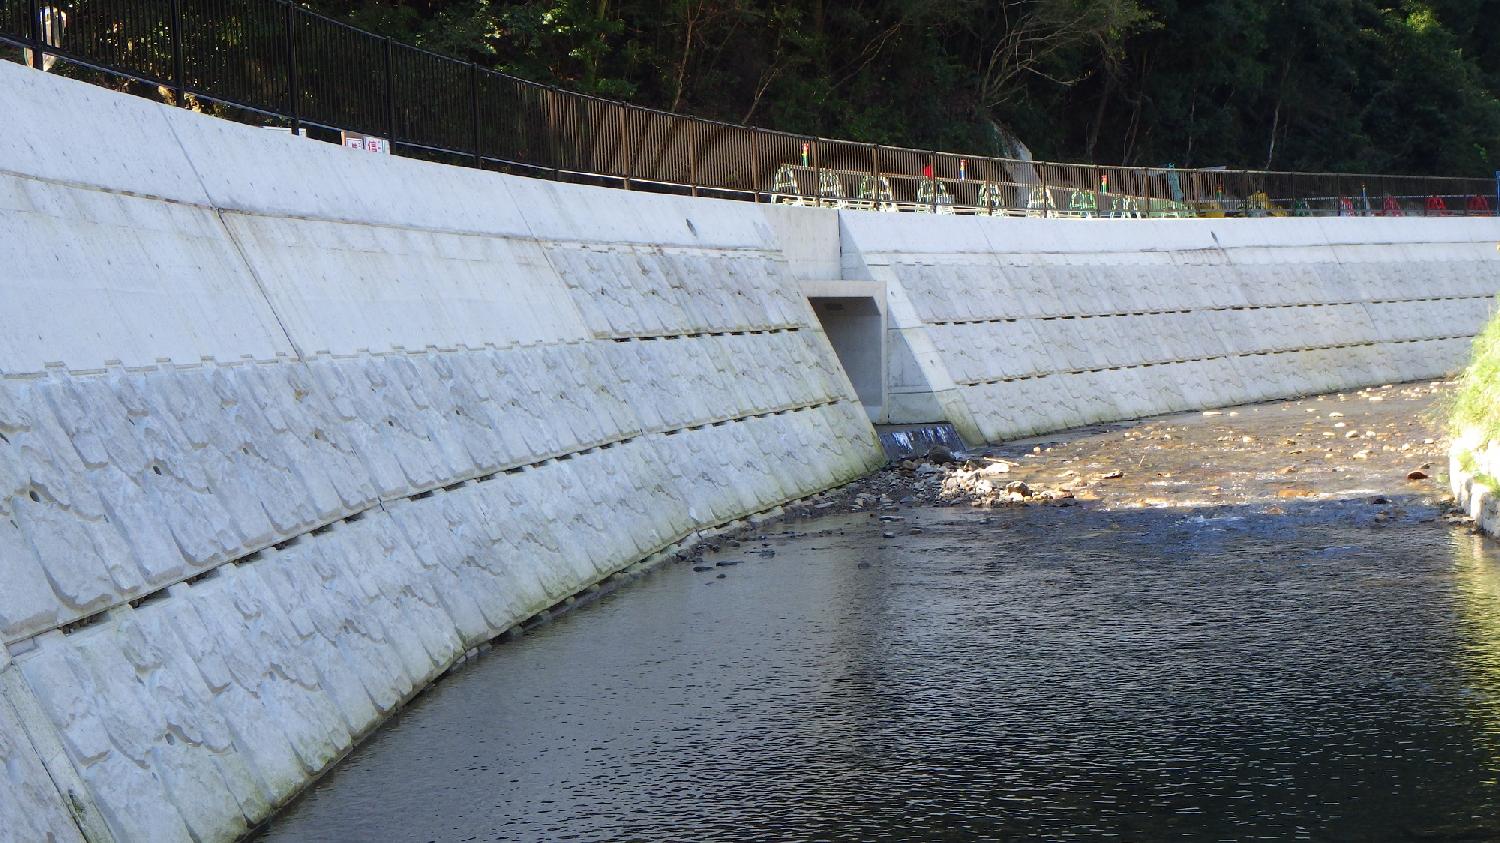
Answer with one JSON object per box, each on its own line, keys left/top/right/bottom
{"left": 870, "top": 144, "right": 882, "bottom": 210}
{"left": 470, "top": 62, "right": 481, "bottom": 167}
{"left": 929, "top": 152, "right": 937, "bottom": 212}
{"left": 285, "top": 2, "right": 298, "bottom": 135}
{"left": 26, "top": 0, "right": 42, "bottom": 69}
{"left": 383, "top": 37, "right": 396, "bottom": 147}
{"left": 170, "top": 0, "right": 185, "bottom": 101}
{"left": 751, "top": 132, "right": 761, "bottom": 203}
{"left": 813, "top": 141, "right": 823, "bottom": 208}
{"left": 547, "top": 91, "right": 562, "bottom": 181}
{"left": 1041, "top": 166, "right": 1049, "bottom": 218}
{"left": 617, "top": 107, "right": 630, "bottom": 190}
{"left": 1494, "top": 171, "right": 1499, "bottom": 217}
{"left": 689, "top": 122, "right": 699, "bottom": 197}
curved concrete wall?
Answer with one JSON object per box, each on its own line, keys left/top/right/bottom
{"left": 0, "top": 62, "right": 880, "bottom": 841}
{"left": 4, "top": 58, "right": 1500, "bottom": 842}
{"left": 841, "top": 212, "right": 1500, "bottom": 444}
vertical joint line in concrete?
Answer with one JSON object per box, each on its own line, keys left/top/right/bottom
{"left": 214, "top": 209, "right": 306, "bottom": 361}
{"left": 159, "top": 113, "right": 305, "bottom": 362}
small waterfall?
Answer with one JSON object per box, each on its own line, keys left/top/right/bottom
{"left": 876, "top": 423, "right": 968, "bottom": 461}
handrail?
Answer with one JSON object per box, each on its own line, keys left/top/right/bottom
{"left": 3, "top": 0, "right": 1495, "bottom": 217}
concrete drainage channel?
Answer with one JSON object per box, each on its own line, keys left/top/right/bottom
{"left": 5, "top": 59, "right": 1500, "bottom": 843}
{"left": 877, "top": 423, "right": 970, "bottom": 461}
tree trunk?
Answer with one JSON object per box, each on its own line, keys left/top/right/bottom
{"left": 1084, "top": 72, "right": 1115, "bottom": 161}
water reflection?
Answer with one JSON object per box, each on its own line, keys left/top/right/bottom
{"left": 262, "top": 499, "right": 1500, "bottom": 842}
{"left": 1453, "top": 532, "right": 1500, "bottom": 791}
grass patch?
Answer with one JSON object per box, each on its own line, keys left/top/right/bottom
{"left": 1449, "top": 303, "right": 1500, "bottom": 445}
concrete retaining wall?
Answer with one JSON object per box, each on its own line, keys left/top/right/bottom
{"left": 0, "top": 62, "right": 880, "bottom": 842}
{"left": 5, "top": 58, "right": 1500, "bottom": 842}
{"left": 840, "top": 212, "right": 1500, "bottom": 444}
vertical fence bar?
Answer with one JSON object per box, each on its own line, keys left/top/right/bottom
{"left": 1494, "top": 171, "right": 1499, "bottom": 216}
{"left": 549, "top": 91, "right": 562, "bottom": 180}
{"left": 928, "top": 152, "right": 937, "bottom": 212}
{"left": 27, "top": 0, "right": 42, "bottom": 69}
{"left": 871, "top": 144, "right": 882, "bottom": 210}
{"left": 285, "top": 2, "right": 299, "bottom": 134}
{"left": 751, "top": 131, "right": 761, "bottom": 203}
{"left": 813, "top": 141, "right": 823, "bottom": 207}
{"left": 384, "top": 37, "right": 396, "bottom": 145}
{"left": 470, "top": 62, "right": 481, "bottom": 166}
{"left": 1041, "top": 166, "right": 1049, "bottom": 218}
{"left": 688, "top": 121, "right": 699, "bottom": 196}
{"left": 170, "top": 0, "right": 185, "bottom": 100}
{"left": 617, "top": 107, "right": 630, "bottom": 189}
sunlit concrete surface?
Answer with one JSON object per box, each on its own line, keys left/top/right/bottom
{"left": 841, "top": 210, "right": 1500, "bottom": 444}
{"left": 0, "top": 60, "right": 880, "bottom": 842}
{"left": 3, "top": 54, "right": 1500, "bottom": 842}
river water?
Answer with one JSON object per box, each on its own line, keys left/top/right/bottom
{"left": 262, "top": 391, "right": 1500, "bottom": 842}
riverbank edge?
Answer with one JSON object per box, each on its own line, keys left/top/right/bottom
{"left": 242, "top": 472, "right": 871, "bottom": 839}
{"left": 1451, "top": 430, "right": 1500, "bottom": 535}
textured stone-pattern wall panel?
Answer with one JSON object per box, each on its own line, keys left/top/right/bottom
{"left": 847, "top": 212, "right": 1500, "bottom": 442}
{"left": 1, "top": 322, "right": 872, "bottom": 648}
{"left": 546, "top": 244, "right": 809, "bottom": 338}
{"left": 11, "top": 394, "right": 877, "bottom": 843}
{"left": 0, "top": 662, "right": 86, "bottom": 843}
{"left": 0, "top": 60, "right": 886, "bottom": 843}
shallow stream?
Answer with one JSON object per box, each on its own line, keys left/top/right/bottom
{"left": 262, "top": 489, "right": 1500, "bottom": 841}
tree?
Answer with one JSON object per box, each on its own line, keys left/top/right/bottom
{"left": 297, "top": 0, "right": 1499, "bottom": 174}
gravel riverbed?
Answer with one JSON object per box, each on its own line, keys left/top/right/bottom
{"left": 792, "top": 380, "right": 1462, "bottom": 517}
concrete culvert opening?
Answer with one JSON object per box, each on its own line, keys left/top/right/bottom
{"left": 808, "top": 295, "right": 884, "bottom": 421}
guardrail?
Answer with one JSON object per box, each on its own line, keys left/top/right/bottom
{"left": 4, "top": 0, "right": 1497, "bottom": 218}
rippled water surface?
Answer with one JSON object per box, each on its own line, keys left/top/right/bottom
{"left": 264, "top": 499, "right": 1500, "bottom": 841}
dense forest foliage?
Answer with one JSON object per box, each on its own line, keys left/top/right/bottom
{"left": 304, "top": 0, "right": 1499, "bottom": 175}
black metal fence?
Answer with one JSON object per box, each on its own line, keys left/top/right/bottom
{"left": 5, "top": 0, "right": 1497, "bottom": 218}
